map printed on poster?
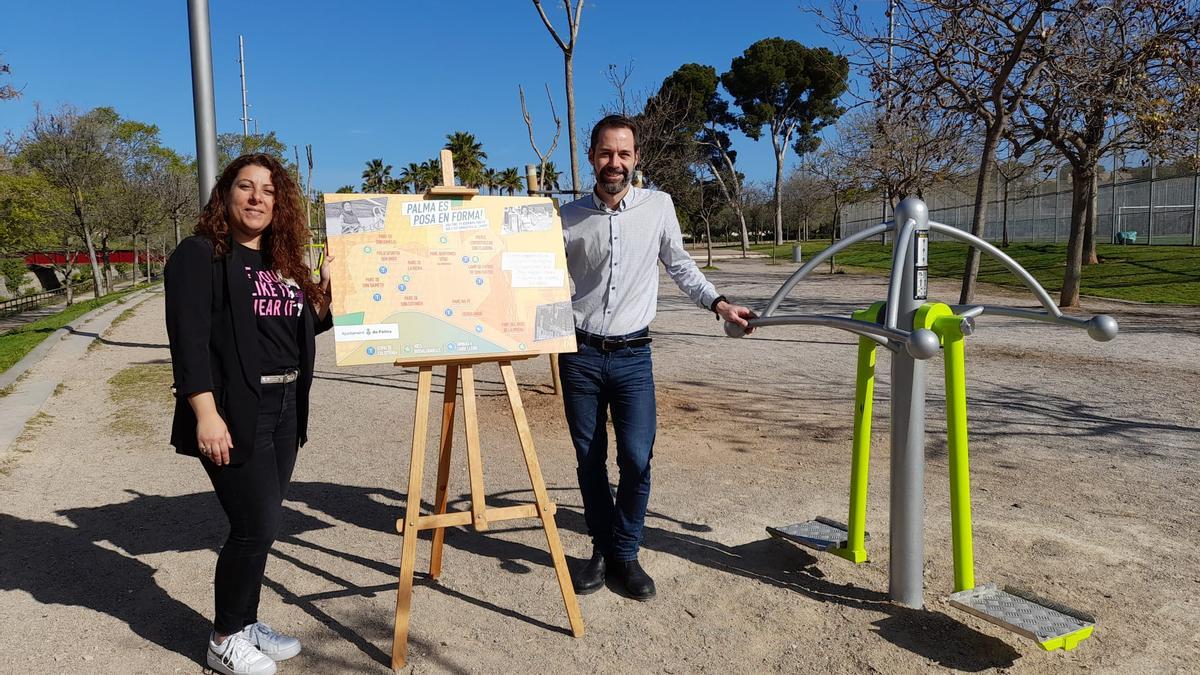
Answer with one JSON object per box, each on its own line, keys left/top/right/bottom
{"left": 323, "top": 194, "right": 576, "bottom": 366}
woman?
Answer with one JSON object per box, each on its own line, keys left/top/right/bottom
{"left": 165, "top": 154, "right": 332, "bottom": 675}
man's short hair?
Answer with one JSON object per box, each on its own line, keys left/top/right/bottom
{"left": 589, "top": 114, "right": 639, "bottom": 152}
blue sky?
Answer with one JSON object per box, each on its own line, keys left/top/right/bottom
{"left": 0, "top": 1, "right": 875, "bottom": 193}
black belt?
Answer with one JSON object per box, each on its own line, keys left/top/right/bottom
{"left": 576, "top": 330, "right": 652, "bottom": 352}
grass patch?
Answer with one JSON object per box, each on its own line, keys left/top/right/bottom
{"left": 6, "top": 411, "right": 56, "bottom": 462}
{"left": 0, "top": 282, "right": 156, "bottom": 374}
{"left": 748, "top": 241, "right": 1200, "bottom": 304}
{"left": 107, "top": 363, "right": 174, "bottom": 437}
{"left": 107, "top": 306, "right": 138, "bottom": 330}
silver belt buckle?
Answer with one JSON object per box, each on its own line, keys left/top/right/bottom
{"left": 260, "top": 369, "right": 299, "bottom": 385}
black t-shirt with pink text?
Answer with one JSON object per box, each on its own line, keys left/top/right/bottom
{"left": 236, "top": 242, "right": 302, "bottom": 374}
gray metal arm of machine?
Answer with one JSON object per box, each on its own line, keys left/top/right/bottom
{"left": 928, "top": 221, "right": 1119, "bottom": 342}
{"left": 728, "top": 219, "right": 941, "bottom": 359}
{"left": 759, "top": 221, "right": 892, "bottom": 318}
{"left": 725, "top": 313, "right": 942, "bottom": 360}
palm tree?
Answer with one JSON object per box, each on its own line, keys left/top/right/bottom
{"left": 416, "top": 158, "right": 442, "bottom": 191}
{"left": 481, "top": 167, "right": 500, "bottom": 195}
{"left": 444, "top": 131, "right": 487, "bottom": 187}
{"left": 398, "top": 162, "right": 422, "bottom": 193}
{"left": 361, "top": 158, "right": 392, "bottom": 192}
{"left": 499, "top": 167, "right": 524, "bottom": 196}
{"left": 541, "top": 161, "right": 561, "bottom": 192}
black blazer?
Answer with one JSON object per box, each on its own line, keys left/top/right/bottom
{"left": 164, "top": 235, "right": 332, "bottom": 464}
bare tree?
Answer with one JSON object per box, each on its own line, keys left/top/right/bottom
{"left": 0, "top": 55, "right": 19, "bottom": 101}
{"left": 992, "top": 135, "right": 1056, "bottom": 247}
{"left": 519, "top": 84, "right": 563, "bottom": 192}
{"left": 1017, "top": 0, "right": 1200, "bottom": 306}
{"left": 531, "top": 0, "right": 584, "bottom": 194}
{"left": 800, "top": 140, "right": 867, "bottom": 273}
{"left": 21, "top": 105, "right": 123, "bottom": 299}
{"left": 817, "top": 0, "right": 1054, "bottom": 302}
{"left": 839, "top": 107, "right": 974, "bottom": 210}
{"left": 675, "top": 165, "right": 726, "bottom": 268}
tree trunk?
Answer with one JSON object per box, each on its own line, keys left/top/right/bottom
{"left": 959, "top": 123, "right": 1002, "bottom": 304}
{"left": 829, "top": 194, "right": 840, "bottom": 275}
{"left": 101, "top": 234, "right": 112, "bottom": 294}
{"left": 1083, "top": 170, "right": 1099, "bottom": 265}
{"left": 173, "top": 212, "right": 181, "bottom": 247}
{"left": 1060, "top": 165, "right": 1093, "bottom": 308}
{"left": 564, "top": 53, "right": 580, "bottom": 194}
{"left": 1001, "top": 173, "right": 1010, "bottom": 248}
{"left": 704, "top": 217, "right": 713, "bottom": 268}
{"left": 772, "top": 144, "right": 784, "bottom": 246}
{"left": 708, "top": 158, "right": 749, "bottom": 257}
{"left": 76, "top": 209, "right": 104, "bottom": 299}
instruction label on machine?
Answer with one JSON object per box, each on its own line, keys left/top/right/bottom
{"left": 914, "top": 230, "right": 929, "bottom": 300}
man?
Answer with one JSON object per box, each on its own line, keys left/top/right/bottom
{"left": 559, "top": 115, "right": 755, "bottom": 601}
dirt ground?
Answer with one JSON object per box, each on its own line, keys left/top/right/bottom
{"left": 1, "top": 258, "right": 1197, "bottom": 674}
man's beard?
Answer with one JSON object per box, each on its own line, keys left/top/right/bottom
{"left": 598, "top": 168, "right": 630, "bottom": 195}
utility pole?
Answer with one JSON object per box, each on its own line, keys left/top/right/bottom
{"left": 881, "top": 0, "right": 895, "bottom": 244}
{"left": 239, "top": 35, "right": 253, "bottom": 137}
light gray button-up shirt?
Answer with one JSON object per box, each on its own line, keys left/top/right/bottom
{"left": 560, "top": 186, "right": 720, "bottom": 336}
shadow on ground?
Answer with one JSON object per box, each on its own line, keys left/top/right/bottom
{"left": 1, "top": 481, "right": 1020, "bottom": 671}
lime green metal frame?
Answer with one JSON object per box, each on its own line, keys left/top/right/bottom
{"left": 829, "top": 302, "right": 884, "bottom": 564}
{"left": 915, "top": 303, "right": 975, "bottom": 593}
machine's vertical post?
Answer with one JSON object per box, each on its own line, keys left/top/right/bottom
{"left": 889, "top": 197, "right": 930, "bottom": 608}
{"left": 936, "top": 315, "right": 975, "bottom": 592}
{"left": 832, "top": 303, "right": 884, "bottom": 564}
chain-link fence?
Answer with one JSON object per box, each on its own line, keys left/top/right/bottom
{"left": 840, "top": 171, "right": 1200, "bottom": 246}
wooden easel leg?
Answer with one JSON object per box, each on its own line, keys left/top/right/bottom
{"left": 392, "top": 366, "right": 434, "bottom": 671}
{"left": 550, "top": 354, "right": 562, "bottom": 396}
{"left": 460, "top": 365, "right": 489, "bottom": 531}
{"left": 499, "top": 361, "right": 585, "bottom": 638}
{"left": 429, "top": 365, "right": 459, "bottom": 579}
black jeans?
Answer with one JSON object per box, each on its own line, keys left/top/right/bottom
{"left": 203, "top": 379, "right": 298, "bottom": 635}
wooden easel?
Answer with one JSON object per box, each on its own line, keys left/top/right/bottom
{"left": 390, "top": 151, "right": 583, "bottom": 670}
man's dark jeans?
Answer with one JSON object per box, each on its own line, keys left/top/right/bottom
{"left": 560, "top": 331, "right": 656, "bottom": 562}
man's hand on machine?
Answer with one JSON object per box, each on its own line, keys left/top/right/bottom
{"left": 715, "top": 299, "right": 757, "bottom": 335}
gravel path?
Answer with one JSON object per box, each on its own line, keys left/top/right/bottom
{"left": 0, "top": 259, "right": 1196, "bottom": 674}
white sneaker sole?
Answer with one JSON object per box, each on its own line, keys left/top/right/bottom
{"left": 207, "top": 647, "right": 278, "bottom": 675}
{"left": 259, "top": 641, "right": 301, "bottom": 661}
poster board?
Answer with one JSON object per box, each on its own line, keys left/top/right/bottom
{"left": 323, "top": 193, "right": 576, "bottom": 366}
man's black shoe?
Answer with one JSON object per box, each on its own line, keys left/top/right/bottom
{"left": 572, "top": 550, "right": 607, "bottom": 594}
{"left": 612, "top": 559, "right": 656, "bottom": 600}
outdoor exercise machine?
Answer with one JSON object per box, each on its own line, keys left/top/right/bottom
{"left": 725, "top": 197, "right": 1117, "bottom": 652}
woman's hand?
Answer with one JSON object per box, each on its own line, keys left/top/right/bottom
{"left": 196, "top": 413, "right": 234, "bottom": 465}
{"left": 317, "top": 253, "right": 334, "bottom": 319}
{"left": 188, "top": 392, "right": 233, "bottom": 465}
{"left": 319, "top": 252, "right": 333, "bottom": 291}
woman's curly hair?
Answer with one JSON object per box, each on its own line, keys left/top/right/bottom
{"left": 195, "top": 153, "right": 324, "bottom": 310}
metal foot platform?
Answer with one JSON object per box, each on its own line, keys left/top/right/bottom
{"left": 949, "top": 582, "right": 1095, "bottom": 651}
{"left": 766, "top": 517, "right": 869, "bottom": 552}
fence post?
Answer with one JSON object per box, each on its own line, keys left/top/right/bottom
{"left": 1147, "top": 161, "right": 1156, "bottom": 245}
{"left": 1192, "top": 168, "right": 1199, "bottom": 247}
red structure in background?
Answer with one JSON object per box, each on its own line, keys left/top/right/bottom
{"left": 23, "top": 250, "right": 164, "bottom": 265}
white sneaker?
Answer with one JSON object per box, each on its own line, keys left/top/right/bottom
{"left": 207, "top": 631, "right": 277, "bottom": 675}
{"left": 241, "top": 621, "right": 302, "bottom": 661}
